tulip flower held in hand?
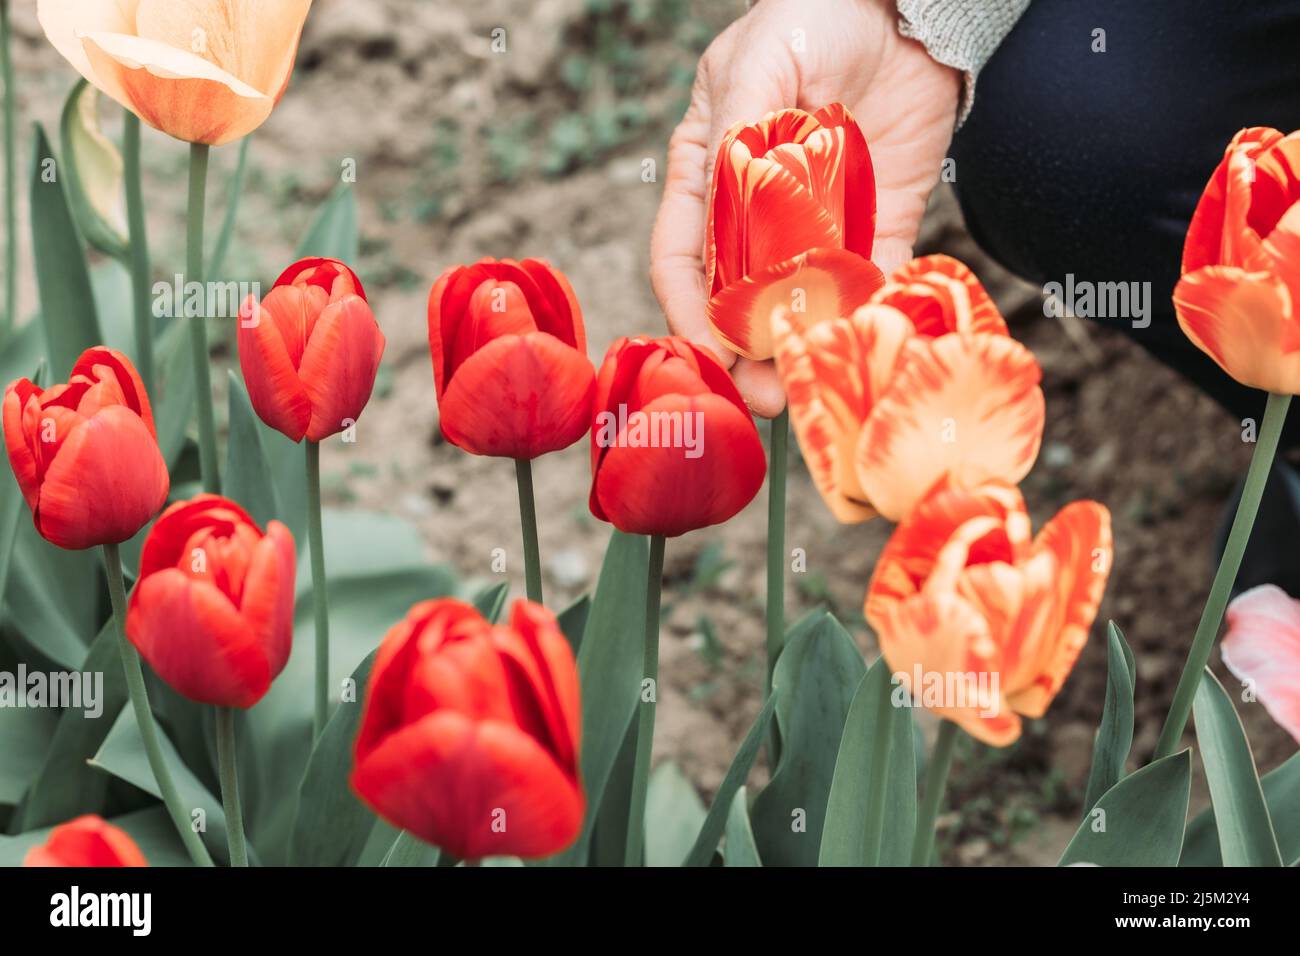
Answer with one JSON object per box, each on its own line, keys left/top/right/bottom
{"left": 240, "top": 256, "right": 385, "bottom": 741}
{"left": 1159, "top": 127, "right": 1300, "bottom": 758}
{"left": 703, "top": 102, "right": 884, "bottom": 738}
{"left": 428, "top": 258, "right": 597, "bottom": 604}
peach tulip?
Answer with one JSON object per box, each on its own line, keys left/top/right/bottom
{"left": 37, "top": 0, "right": 312, "bottom": 146}
{"left": 865, "top": 482, "right": 1112, "bottom": 746}
{"left": 772, "top": 254, "right": 1044, "bottom": 523}
{"left": 1174, "top": 127, "right": 1300, "bottom": 393}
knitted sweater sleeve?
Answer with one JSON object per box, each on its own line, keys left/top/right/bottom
{"left": 894, "top": 0, "right": 1032, "bottom": 123}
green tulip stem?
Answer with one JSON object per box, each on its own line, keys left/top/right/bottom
{"left": 765, "top": 407, "right": 789, "bottom": 762}
{"left": 624, "top": 534, "right": 666, "bottom": 867}
{"left": 514, "top": 458, "right": 543, "bottom": 604}
{"left": 214, "top": 707, "right": 248, "bottom": 866}
{"left": 1, "top": 0, "right": 16, "bottom": 333}
{"left": 910, "top": 719, "right": 958, "bottom": 866}
{"left": 306, "top": 439, "right": 331, "bottom": 739}
{"left": 122, "top": 111, "right": 154, "bottom": 395}
{"left": 1156, "top": 390, "right": 1291, "bottom": 759}
{"left": 102, "top": 543, "right": 214, "bottom": 867}
{"left": 186, "top": 142, "right": 220, "bottom": 493}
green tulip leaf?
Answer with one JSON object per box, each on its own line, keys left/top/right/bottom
{"left": 1058, "top": 750, "right": 1191, "bottom": 866}
{"left": 1182, "top": 751, "right": 1300, "bottom": 866}
{"left": 89, "top": 706, "right": 242, "bottom": 865}
{"left": 288, "top": 649, "right": 381, "bottom": 866}
{"left": 30, "top": 122, "right": 102, "bottom": 379}
{"left": 644, "top": 761, "right": 706, "bottom": 867}
{"left": 1191, "top": 668, "right": 1282, "bottom": 866}
{"left": 1083, "top": 621, "right": 1136, "bottom": 811}
{"left": 819, "top": 656, "right": 917, "bottom": 866}
{"left": 17, "top": 620, "right": 129, "bottom": 829}
{"left": 548, "top": 531, "right": 649, "bottom": 866}
{"left": 683, "top": 689, "right": 778, "bottom": 867}
{"left": 296, "top": 184, "right": 359, "bottom": 263}
{"left": 471, "top": 580, "right": 510, "bottom": 623}
{"left": 724, "top": 787, "right": 762, "bottom": 867}
{"left": 749, "top": 610, "right": 866, "bottom": 866}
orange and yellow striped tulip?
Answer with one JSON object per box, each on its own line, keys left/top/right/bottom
{"left": 865, "top": 482, "right": 1112, "bottom": 746}
{"left": 772, "top": 254, "right": 1044, "bottom": 522}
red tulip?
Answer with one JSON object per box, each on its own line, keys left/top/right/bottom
{"left": 239, "top": 256, "right": 385, "bottom": 442}
{"left": 352, "top": 598, "right": 584, "bottom": 860}
{"left": 427, "top": 258, "right": 596, "bottom": 458}
{"left": 2, "top": 347, "right": 168, "bottom": 550}
{"left": 24, "top": 815, "right": 147, "bottom": 867}
{"left": 706, "top": 103, "right": 881, "bottom": 360}
{"left": 589, "top": 336, "right": 766, "bottom": 537}
{"left": 127, "top": 495, "right": 296, "bottom": 709}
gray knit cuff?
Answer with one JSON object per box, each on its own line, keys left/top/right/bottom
{"left": 895, "top": 0, "right": 1031, "bottom": 125}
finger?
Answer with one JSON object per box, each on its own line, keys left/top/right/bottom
{"left": 733, "top": 358, "right": 787, "bottom": 419}
{"left": 650, "top": 94, "right": 730, "bottom": 362}
{"left": 872, "top": 235, "right": 913, "bottom": 277}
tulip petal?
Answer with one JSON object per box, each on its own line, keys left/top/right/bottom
{"left": 133, "top": 0, "right": 312, "bottom": 103}
{"left": 439, "top": 332, "right": 595, "bottom": 459}
{"left": 80, "top": 31, "right": 274, "bottom": 146}
{"left": 352, "top": 711, "right": 584, "bottom": 860}
{"left": 127, "top": 569, "right": 271, "bottom": 708}
{"left": 1173, "top": 265, "right": 1300, "bottom": 393}
{"left": 593, "top": 392, "right": 766, "bottom": 537}
{"left": 71, "top": 346, "right": 157, "bottom": 435}
{"left": 856, "top": 334, "right": 1044, "bottom": 521}
{"left": 1183, "top": 128, "right": 1285, "bottom": 273}
{"left": 813, "top": 103, "right": 875, "bottom": 258}
{"left": 772, "top": 302, "right": 912, "bottom": 522}
{"left": 872, "top": 591, "right": 1021, "bottom": 747}
{"left": 238, "top": 292, "right": 312, "bottom": 442}
{"left": 3, "top": 382, "right": 43, "bottom": 514}
{"left": 297, "top": 295, "right": 386, "bottom": 441}
{"left": 498, "top": 601, "right": 581, "bottom": 770}
{"left": 874, "top": 254, "right": 1007, "bottom": 337}
{"left": 708, "top": 247, "right": 885, "bottom": 361}
{"left": 1222, "top": 584, "right": 1300, "bottom": 745}
{"left": 1007, "top": 501, "right": 1113, "bottom": 717}
{"left": 36, "top": 0, "right": 136, "bottom": 85}
{"left": 234, "top": 521, "right": 297, "bottom": 683}
{"left": 37, "top": 407, "right": 169, "bottom": 549}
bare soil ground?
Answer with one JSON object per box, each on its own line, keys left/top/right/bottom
{"left": 5, "top": 0, "right": 1291, "bottom": 864}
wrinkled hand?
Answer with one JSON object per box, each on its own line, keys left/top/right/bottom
{"left": 650, "top": 0, "right": 961, "bottom": 417}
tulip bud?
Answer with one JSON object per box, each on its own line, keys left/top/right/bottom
{"left": 37, "top": 0, "right": 313, "bottom": 146}
{"left": 588, "top": 336, "right": 767, "bottom": 537}
{"left": 351, "top": 598, "right": 584, "bottom": 860}
{"left": 1174, "top": 127, "right": 1300, "bottom": 393}
{"left": 427, "top": 258, "right": 597, "bottom": 459}
{"left": 2, "top": 347, "right": 169, "bottom": 550}
{"left": 127, "top": 495, "right": 296, "bottom": 709}
{"left": 865, "top": 482, "right": 1112, "bottom": 746}
{"left": 24, "top": 815, "right": 147, "bottom": 867}
{"left": 238, "top": 257, "right": 386, "bottom": 443}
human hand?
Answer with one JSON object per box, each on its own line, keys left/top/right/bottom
{"left": 650, "top": 0, "right": 961, "bottom": 416}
